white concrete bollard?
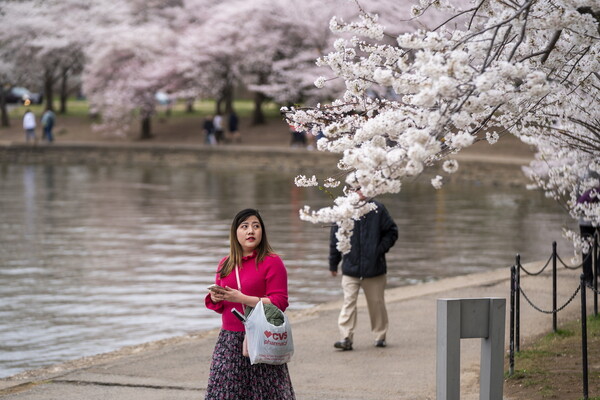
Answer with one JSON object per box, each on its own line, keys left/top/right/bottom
{"left": 436, "top": 298, "right": 506, "bottom": 400}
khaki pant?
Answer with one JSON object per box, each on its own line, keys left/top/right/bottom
{"left": 338, "top": 274, "right": 388, "bottom": 342}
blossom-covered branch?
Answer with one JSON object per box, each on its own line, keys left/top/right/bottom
{"left": 283, "top": 0, "right": 599, "bottom": 253}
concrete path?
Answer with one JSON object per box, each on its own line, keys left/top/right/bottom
{"left": 0, "top": 262, "right": 586, "bottom": 400}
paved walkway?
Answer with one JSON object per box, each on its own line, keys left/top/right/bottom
{"left": 0, "top": 261, "right": 587, "bottom": 400}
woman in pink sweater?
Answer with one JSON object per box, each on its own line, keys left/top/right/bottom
{"left": 204, "top": 209, "right": 295, "bottom": 400}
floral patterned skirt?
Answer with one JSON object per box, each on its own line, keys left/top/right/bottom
{"left": 206, "top": 330, "right": 295, "bottom": 400}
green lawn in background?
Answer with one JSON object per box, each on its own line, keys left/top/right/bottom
{"left": 7, "top": 98, "right": 281, "bottom": 120}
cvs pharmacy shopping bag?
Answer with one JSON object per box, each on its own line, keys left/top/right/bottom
{"left": 244, "top": 300, "right": 294, "bottom": 365}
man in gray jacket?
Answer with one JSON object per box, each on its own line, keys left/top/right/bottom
{"left": 329, "top": 193, "right": 398, "bottom": 351}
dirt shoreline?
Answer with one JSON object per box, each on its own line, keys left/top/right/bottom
{"left": 0, "top": 113, "right": 536, "bottom": 161}
{"left": 0, "top": 113, "right": 537, "bottom": 191}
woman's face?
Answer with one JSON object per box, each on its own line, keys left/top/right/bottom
{"left": 236, "top": 215, "right": 262, "bottom": 256}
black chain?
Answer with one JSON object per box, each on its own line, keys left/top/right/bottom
{"left": 519, "top": 254, "right": 553, "bottom": 276}
{"left": 556, "top": 252, "right": 590, "bottom": 270}
{"left": 519, "top": 284, "right": 581, "bottom": 314}
{"left": 516, "top": 234, "right": 599, "bottom": 313}
{"left": 585, "top": 283, "right": 600, "bottom": 295}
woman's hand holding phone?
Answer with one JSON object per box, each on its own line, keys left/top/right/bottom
{"left": 208, "top": 284, "right": 226, "bottom": 303}
{"left": 208, "top": 284, "right": 224, "bottom": 292}
{"left": 208, "top": 284, "right": 245, "bottom": 304}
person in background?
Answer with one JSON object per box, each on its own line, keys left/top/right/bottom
{"left": 577, "top": 184, "right": 600, "bottom": 285}
{"left": 213, "top": 113, "right": 224, "bottom": 144}
{"left": 228, "top": 111, "right": 241, "bottom": 143}
{"left": 329, "top": 189, "right": 398, "bottom": 351}
{"left": 203, "top": 115, "right": 216, "bottom": 146}
{"left": 289, "top": 124, "right": 306, "bottom": 148}
{"left": 205, "top": 208, "right": 295, "bottom": 400}
{"left": 41, "top": 108, "right": 56, "bottom": 143}
{"left": 23, "top": 109, "right": 37, "bottom": 144}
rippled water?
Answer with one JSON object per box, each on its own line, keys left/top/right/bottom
{"left": 0, "top": 163, "right": 575, "bottom": 377}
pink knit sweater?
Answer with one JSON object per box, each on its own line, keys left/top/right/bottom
{"left": 205, "top": 252, "right": 289, "bottom": 332}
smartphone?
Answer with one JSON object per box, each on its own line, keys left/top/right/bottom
{"left": 231, "top": 308, "right": 246, "bottom": 323}
{"left": 207, "top": 284, "right": 224, "bottom": 292}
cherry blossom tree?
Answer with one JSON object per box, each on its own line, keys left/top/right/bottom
{"left": 82, "top": 1, "right": 183, "bottom": 138}
{"left": 0, "top": 58, "right": 18, "bottom": 127}
{"left": 236, "top": 0, "right": 352, "bottom": 121}
{"left": 0, "top": 2, "right": 45, "bottom": 122}
{"left": 3, "top": 0, "right": 469, "bottom": 135}
{"left": 174, "top": 0, "right": 242, "bottom": 117}
{"left": 0, "top": 29, "right": 26, "bottom": 128}
{"left": 224, "top": 0, "right": 440, "bottom": 123}
{"left": 283, "top": 0, "right": 600, "bottom": 253}
{"left": 0, "top": 0, "right": 94, "bottom": 114}
{"left": 175, "top": 0, "right": 381, "bottom": 124}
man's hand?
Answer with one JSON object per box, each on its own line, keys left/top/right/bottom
{"left": 331, "top": 271, "right": 338, "bottom": 277}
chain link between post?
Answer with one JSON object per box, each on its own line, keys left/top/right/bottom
{"left": 519, "top": 254, "right": 553, "bottom": 276}
{"left": 518, "top": 284, "right": 581, "bottom": 314}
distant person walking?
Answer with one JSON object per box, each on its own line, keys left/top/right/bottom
{"left": 23, "top": 109, "right": 36, "bottom": 144}
{"left": 203, "top": 115, "right": 216, "bottom": 146}
{"left": 41, "top": 109, "right": 56, "bottom": 143}
{"left": 228, "top": 111, "right": 241, "bottom": 143}
{"left": 329, "top": 189, "right": 398, "bottom": 351}
{"left": 213, "top": 113, "right": 224, "bottom": 144}
{"left": 289, "top": 125, "right": 306, "bottom": 148}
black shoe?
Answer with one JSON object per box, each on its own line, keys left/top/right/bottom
{"left": 334, "top": 338, "right": 353, "bottom": 351}
{"left": 375, "top": 340, "right": 386, "bottom": 348}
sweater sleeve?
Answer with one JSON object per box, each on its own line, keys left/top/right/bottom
{"left": 204, "top": 291, "right": 225, "bottom": 313}
{"left": 377, "top": 203, "right": 398, "bottom": 254}
{"left": 264, "top": 255, "right": 289, "bottom": 312}
{"left": 205, "top": 260, "right": 226, "bottom": 313}
{"left": 329, "top": 224, "right": 342, "bottom": 271}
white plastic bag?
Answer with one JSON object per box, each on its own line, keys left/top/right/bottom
{"left": 244, "top": 300, "right": 294, "bottom": 365}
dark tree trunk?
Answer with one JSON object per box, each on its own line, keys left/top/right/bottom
{"left": 0, "top": 87, "right": 9, "bottom": 127}
{"left": 252, "top": 91, "right": 266, "bottom": 125}
{"left": 59, "top": 67, "right": 69, "bottom": 114}
{"left": 225, "top": 94, "right": 234, "bottom": 115}
{"left": 44, "top": 69, "right": 55, "bottom": 112}
{"left": 223, "top": 82, "right": 235, "bottom": 115}
{"left": 140, "top": 115, "right": 152, "bottom": 140}
{"left": 216, "top": 97, "right": 223, "bottom": 115}
{"left": 186, "top": 98, "right": 194, "bottom": 113}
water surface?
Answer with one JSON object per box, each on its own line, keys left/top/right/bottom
{"left": 0, "top": 163, "right": 575, "bottom": 377}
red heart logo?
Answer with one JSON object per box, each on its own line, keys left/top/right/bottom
{"left": 264, "top": 330, "right": 272, "bottom": 338}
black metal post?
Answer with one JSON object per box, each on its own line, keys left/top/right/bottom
{"left": 516, "top": 254, "right": 521, "bottom": 352}
{"left": 581, "top": 274, "right": 589, "bottom": 400}
{"left": 594, "top": 232, "right": 598, "bottom": 316}
{"left": 552, "top": 241, "right": 557, "bottom": 332}
{"left": 509, "top": 264, "right": 515, "bottom": 376}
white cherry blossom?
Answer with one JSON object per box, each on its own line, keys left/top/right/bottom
{"left": 284, "top": 0, "right": 600, "bottom": 253}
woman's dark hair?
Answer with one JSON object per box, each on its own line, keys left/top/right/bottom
{"left": 218, "top": 209, "right": 274, "bottom": 278}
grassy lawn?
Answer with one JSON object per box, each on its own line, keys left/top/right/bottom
{"left": 6, "top": 98, "right": 282, "bottom": 119}
{"left": 1, "top": 97, "right": 291, "bottom": 145}
{"left": 505, "top": 314, "right": 600, "bottom": 399}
